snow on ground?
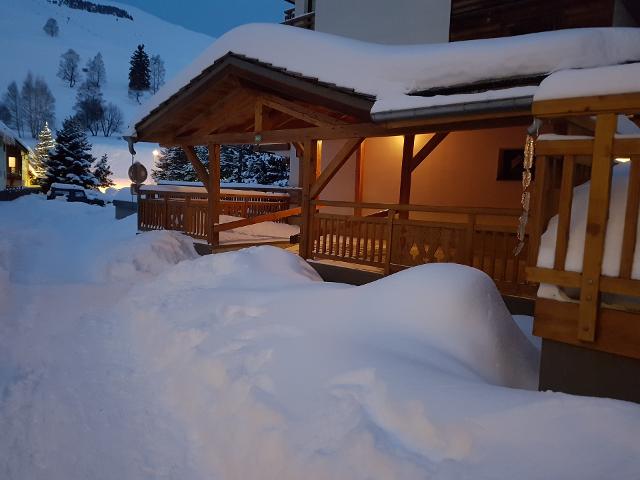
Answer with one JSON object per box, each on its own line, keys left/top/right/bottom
{"left": 129, "top": 25, "right": 640, "bottom": 130}
{"left": 1, "top": 196, "right": 640, "bottom": 479}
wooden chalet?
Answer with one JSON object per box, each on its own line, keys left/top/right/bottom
{"left": 127, "top": 26, "right": 640, "bottom": 401}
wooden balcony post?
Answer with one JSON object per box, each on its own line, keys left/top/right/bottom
{"left": 399, "top": 134, "right": 415, "bottom": 220}
{"left": 578, "top": 113, "right": 616, "bottom": 342}
{"left": 208, "top": 143, "right": 221, "bottom": 247}
{"left": 300, "top": 139, "right": 319, "bottom": 258}
{"left": 354, "top": 142, "right": 365, "bottom": 216}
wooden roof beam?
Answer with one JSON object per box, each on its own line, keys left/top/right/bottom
{"left": 258, "top": 93, "right": 348, "bottom": 127}
{"left": 310, "top": 138, "right": 364, "bottom": 198}
{"left": 182, "top": 145, "right": 210, "bottom": 189}
{"left": 410, "top": 132, "right": 449, "bottom": 172}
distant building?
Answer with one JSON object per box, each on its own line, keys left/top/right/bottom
{"left": 283, "top": 0, "right": 639, "bottom": 44}
{"left": 0, "top": 121, "right": 30, "bottom": 190}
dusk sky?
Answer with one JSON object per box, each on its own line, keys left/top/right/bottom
{"left": 117, "top": 0, "right": 285, "bottom": 38}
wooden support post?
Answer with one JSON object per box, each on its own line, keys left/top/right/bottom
{"left": 578, "top": 113, "right": 616, "bottom": 342}
{"left": 183, "top": 145, "right": 210, "bottom": 190}
{"left": 399, "top": 134, "right": 415, "bottom": 219}
{"left": 354, "top": 142, "right": 365, "bottom": 217}
{"left": 300, "top": 139, "right": 318, "bottom": 259}
{"left": 207, "top": 143, "right": 221, "bottom": 247}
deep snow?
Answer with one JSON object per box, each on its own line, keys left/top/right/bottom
{"left": 1, "top": 196, "right": 640, "bottom": 479}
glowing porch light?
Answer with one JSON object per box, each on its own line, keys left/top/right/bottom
{"left": 152, "top": 149, "right": 160, "bottom": 157}
{"left": 615, "top": 157, "right": 631, "bottom": 163}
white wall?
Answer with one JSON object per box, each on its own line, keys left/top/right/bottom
{"left": 314, "top": 0, "right": 451, "bottom": 45}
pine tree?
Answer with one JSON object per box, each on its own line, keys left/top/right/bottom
{"left": 43, "top": 117, "right": 97, "bottom": 191}
{"left": 93, "top": 153, "right": 114, "bottom": 188}
{"left": 128, "top": 44, "right": 150, "bottom": 103}
{"left": 31, "top": 122, "right": 56, "bottom": 183}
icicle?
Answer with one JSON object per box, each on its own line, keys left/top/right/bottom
{"left": 514, "top": 132, "right": 537, "bottom": 256}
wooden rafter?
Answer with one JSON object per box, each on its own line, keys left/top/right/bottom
{"left": 410, "top": 132, "right": 449, "bottom": 172}
{"left": 310, "top": 138, "right": 364, "bottom": 199}
{"left": 173, "top": 88, "right": 250, "bottom": 139}
{"left": 258, "top": 93, "right": 347, "bottom": 127}
{"left": 182, "top": 145, "right": 210, "bottom": 190}
{"left": 167, "top": 113, "right": 531, "bottom": 146}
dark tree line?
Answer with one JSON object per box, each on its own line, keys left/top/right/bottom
{"left": 46, "top": 0, "right": 133, "bottom": 20}
{"left": 152, "top": 146, "right": 289, "bottom": 186}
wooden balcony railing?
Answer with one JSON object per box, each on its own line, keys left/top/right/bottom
{"left": 282, "top": 11, "right": 315, "bottom": 29}
{"left": 138, "top": 189, "right": 291, "bottom": 240}
{"left": 310, "top": 200, "right": 535, "bottom": 297}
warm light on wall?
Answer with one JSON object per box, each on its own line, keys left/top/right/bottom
{"left": 615, "top": 157, "right": 631, "bottom": 163}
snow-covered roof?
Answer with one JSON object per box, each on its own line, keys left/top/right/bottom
{"left": 534, "top": 62, "right": 640, "bottom": 102}
{"left": 129, "top": 25, "right": 640, "bottom": 135}
{"left": 0, "top": 121, "right": 28, "bottom": 150}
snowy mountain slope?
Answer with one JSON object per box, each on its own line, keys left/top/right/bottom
{"left": 0, "top": 0, "right": 213, "bottom": 185}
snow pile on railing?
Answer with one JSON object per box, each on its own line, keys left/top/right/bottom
{"left": 129, "top": 25, "right": 640, "bottom": 131}
{"left": 537, "top": 162, "right": 639, "bottom": 301}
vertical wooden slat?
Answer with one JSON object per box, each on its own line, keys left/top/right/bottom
{"left": 355, "top": 221, "right": 361, "bottom": 260}
{"left": 528, "top": 155, "right": 550, "bottom": 268}
{"left": 465, "top": 213, "right": 476, "bottom": 266}
{"left": 620, "top": 155, "right": 640, "bottom": 279}
{"left": 354, "top": 142, "right": 365, "bottom": 217}
{"left": 554, "top": 155, "right": 576, "bottom": 270}
{"left": 384, "top": 209, "right": 395, "bottom": 274}
{"left": 362, "top": 221, "right": 370, "bottom": 261}
{"left": 578, "top": 113, "right": 617, "bottom": 342}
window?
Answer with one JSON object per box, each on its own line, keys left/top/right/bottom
{"left": 497, "top": 148, "right": 534, "bottom": 181}
{"left": 8, "top": 156, "right": 16, "bottom": 173}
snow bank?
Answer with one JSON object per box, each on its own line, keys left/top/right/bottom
{"left": 538, "top": 163, "right": 639, "bottom": 280}
{"left": 129, "top": 25, "right": 640, "bottom": 130}
{"left": 535, "top": 62, "right": 640, "bottom": 101}
{"left": 115, "top": 247, "right": 640, "bottom": 479}
{"left": 2, "top": 198, "right": 640, "bottom": 479}
{"left": 0, "top": 195, "right": 197, "bottom": 284}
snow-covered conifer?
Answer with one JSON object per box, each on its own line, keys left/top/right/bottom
{"left": 43, "top": 117, "right": 97, "bottom": 191}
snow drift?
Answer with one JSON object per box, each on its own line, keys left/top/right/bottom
{"left": 2, "top": 198, "right": 640, "bottom": 479}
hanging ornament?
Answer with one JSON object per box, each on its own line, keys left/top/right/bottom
{"left": 514, "top": 119, "right": 541, "bottom": 256}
